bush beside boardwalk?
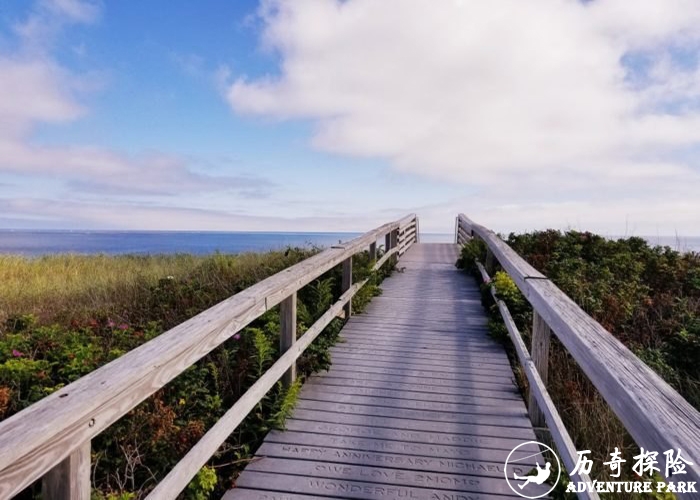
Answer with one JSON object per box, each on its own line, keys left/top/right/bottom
{"left": 458, "top": 231, "right": 700, "bottom": 498}
{"left": 0, "top": 248, "right": 393, "bottom": 499}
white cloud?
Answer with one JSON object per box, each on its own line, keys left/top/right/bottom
{"left": 0, "top": 129, "right": 270, "bottom": 198}
{"left": 0, "top": 1, "right": 93, "bottom": 149}
{"left": 225, "top": 0, "right": 700, "bottom": 233}
{"left": 0, "top": 57, "right": 85, "bottom": 139}
{"left": 415, "top": 194, "right": 700, "bottom": 237}
{"left": 0, "top": 197, "right": 390, "bottom": 232}
{"left": 0, "top": 0, "right": 270, "bottom": 202}
{"left": 13, "top": 0, "right": 100, "bottom": 53}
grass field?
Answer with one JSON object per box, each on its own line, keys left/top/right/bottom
{"left": 0, "top": 252, "right": 304, "bottom": 325}
{"left": 0, "top": 248, "right": 390, "bottom": 498}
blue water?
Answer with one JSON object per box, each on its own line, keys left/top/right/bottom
{"left": 0, "top": 230, "right": 454, "bottom": 256}
{"left": 608, "top": 235, "right": 700, "bottom": 253}
{"left": 3, "top": 230, "right": 693, "bottom": 256}
{"left": 0, "top": 231, "right": 358, "bottom": 256}
{"left": 638, "top": 236, "right": 700, "bottom": 253}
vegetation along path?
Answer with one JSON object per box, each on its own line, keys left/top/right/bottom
{"left": 225, "top": 243, "right": 546, "bottom": 500}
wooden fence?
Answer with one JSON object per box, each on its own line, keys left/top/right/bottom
{"left": 456, "top": 213, "right": 700, "bottom": 489}
{"left": 0, "top": 214, "right": 419, "bottom": 500}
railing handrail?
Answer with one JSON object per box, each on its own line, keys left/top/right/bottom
{"left": 456, "top": 214, "right": 700, "bottom": 484}
{"left": 0, "top": 214, "right": 419, "bottom": 499}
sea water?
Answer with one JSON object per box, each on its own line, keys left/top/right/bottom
{"left": 0, "top": 230, "right": 454, "bottom": 256}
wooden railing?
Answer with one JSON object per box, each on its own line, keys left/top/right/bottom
{"left": 455, "top": 214, "right": 700, "bottom": 491}
{"left": 397, "top": 215, "right": 419, "bottom": 256}
{"left": 0, "top": 214, "right": 419, "bottom": 500}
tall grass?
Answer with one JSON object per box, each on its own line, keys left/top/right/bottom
{"left": 0, "top": 247, "right": 391, "bottom": 498}
{"left": 0, "top": 252, "right": 306, "bottom": 327}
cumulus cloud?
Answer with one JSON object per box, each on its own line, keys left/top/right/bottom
{"left": 0, "top": 1, "right": 92, "bottom": 148}
{"left": 225, "top": 0, "right": 700, "bottom": 233}
{"left": 0, "top": 0, "right": 270, "bottom": 201}
{"left": 13, "top": 0, "right": 100, "bottom": 53}
{"left": 0, "top": 56, "right": 83, "bottom": 137}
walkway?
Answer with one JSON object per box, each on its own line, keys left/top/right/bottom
{"left": 225, "top": 243, "right": 544, "bottom": 500}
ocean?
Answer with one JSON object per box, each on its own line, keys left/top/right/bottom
{"left": 0, "top": 230, "right": 454, "bottom": 256}
{"left": 630, "top": 236, "right": 700, "bottom": 254}
{"left": 0, "top": 231, "right": 697, "bottom": 256}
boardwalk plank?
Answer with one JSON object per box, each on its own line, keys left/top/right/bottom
{"left": 282, "top": 420, "right": 539, "bottom": 453}
{"left": 327, "top": 352, "right": 511, "bottom": 371}
{"left": 232, "top": 470, "right": 522, "bottom": 500}
{"left": 329, "top": 345, "right": 511, "bottom": 365}
{"left": 335, "top": 339, "right": 508, "bottom": 356}
{"left": 345, "top": 317, "right": 489, "bottom": 328}
{"left": 299, "top": 383, "right": 522, "bottom": 403}
{"left": 294, "top": 400, "right": 533, "bottom": 428}
{"left": 318, "top": 369, "right": 518, "bottom": 391}
{"left": 340, "top": 323, "right": 495, "bottom": 336}
{"left": 297, "top": 389, "right": 528, "bottom": 415}
{"left": 339, "top": 333, "right": 500, "bottom": 348}
{"left": 291, "top": 409, "right": 537, "bottom": 440}
{"left": 339, "top": 327, "right": 496, "bottom": 341}
{"left": 254, "top": 442, "right": 534, "bottom": 479}
{"left": 263, "top": 430, "right": 537, "bottom": 464}
{"left": 224, "top": 490, "right": 327, "bottom": 500}
{"left": 322, "top": 360, "right": 516, "bottom": 380}
{"left": 305, "top": 376, "right": 521, "bottom": 399}
{"left": 241, "top": 458, "right": 549, "bottom": 497}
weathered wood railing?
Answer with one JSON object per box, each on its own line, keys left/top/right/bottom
{"left": 397, "top": 215, "right": 419, "bottom": 257}
{"left": 455, "top": 214, "right": 700, "bottom": 491}
{"left": 0, "top": 214, "right": 419, "bottom": 500}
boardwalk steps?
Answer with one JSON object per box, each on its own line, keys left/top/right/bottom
{"left": 224, "top": 244, "right": 547, "bottom": 500}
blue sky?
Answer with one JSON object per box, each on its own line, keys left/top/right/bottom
{"left": 2, "top": 0, "right": 700, "bottom": 234}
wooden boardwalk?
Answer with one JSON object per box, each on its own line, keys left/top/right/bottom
{"left": 225, "top": 243, "right": 546, "bottom": 500}
{"left": 4, "top": 215, "right": 697, "bottom": 498}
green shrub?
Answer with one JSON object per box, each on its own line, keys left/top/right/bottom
{"left": 506, "top": 229, "right": 700, "bottom": 409}
{"left": 456, "top": 238, "right": 487, "bottom": 274}
{"left": 460, "top": 229, "right": 700, "bottom": 499}
{"left": 186, "top": 466, "right": 218, "bottom": 500}
{"left": 0, "top": 247, "right": 392, "bottom": 498}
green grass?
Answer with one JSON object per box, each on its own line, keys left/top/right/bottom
{"left": 0, "top": 247, "right": 392, "bottom": 498}
{"left": 0, "top": 251, "right": 309, "bottom": 326}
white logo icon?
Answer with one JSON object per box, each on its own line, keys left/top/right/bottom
{"left": 505, "top": 441, "right": 561, "bottom": 498}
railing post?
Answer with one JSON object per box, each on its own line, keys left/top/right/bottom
{"left": 342, "top": 257, "right": 353, "bottom": 318}
{"left": 369, "top": 241, "right": 377, "bottom": 262}
{"left": 42, "top": 441, "right": 91, "bottom": 500}
{"left": 414, "top": 217, "right": 420, "bottom": 243}
{"left": 280, "top": 292, "right": 297, "bottom": 386}
{"left": 485, "top": 249, "right": 495, "bottom": 274}
{"left": 390, "top": 229, "right": 398, "bottom": 260}
{"left": 529, "top": 311, "right": 551, "bottom": 428}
